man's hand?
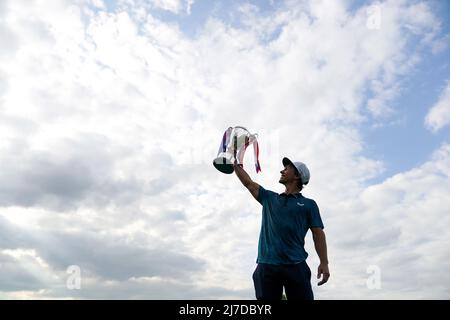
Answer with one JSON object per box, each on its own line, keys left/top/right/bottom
{"left": 317, "top": 263, "right": 330, "bottom": 286}
{"left": 233, "top": 159, "right": 243, "bottom": 168}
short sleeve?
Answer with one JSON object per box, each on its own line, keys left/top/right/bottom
{"left": 308, "top": 200, "right": 324, "bottom": 229}
{"left": 257, "top": 186, "right": 270, "bottom": 205}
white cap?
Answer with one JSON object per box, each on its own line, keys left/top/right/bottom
{"left": 282, "top": 157, "right": 310, "bottom": 185}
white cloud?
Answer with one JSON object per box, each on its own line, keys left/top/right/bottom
{"left": 150, "top": 0, "right": 182, "bottom": 14}
{"left": 342, "top": 143, "right": 450, "bottom": 299}
{"left": 425, "top": 81, "right": 450, "bottom": 132}
{"left": 0, "top": 0, "right": 448, "bottom": 299}
{"left": 127, "top": 0, "right": 194, "bottom": 15}
{"left": 307, "top": 142, "right": 450, "bottom": 299}
{"left": 362, "top": 0, "right": 441, "bottom": 121}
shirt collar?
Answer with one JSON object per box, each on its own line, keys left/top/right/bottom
{"left": 280, "top": 192, "right": 302, "bottom": 198}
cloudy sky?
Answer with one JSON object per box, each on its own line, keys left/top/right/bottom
{"left": 0, "top": 0, "right": 449, "bottom": 299}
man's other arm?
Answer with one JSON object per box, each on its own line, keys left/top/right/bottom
{"left": 311, "top": 227, "right": 330, "bottom": 286}
{"left": 233, "top": 162, "right": 260, "bottom": 201}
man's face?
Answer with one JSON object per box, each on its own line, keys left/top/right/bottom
{"left": 279, "top": 164, "right": 300, "bottom": 185}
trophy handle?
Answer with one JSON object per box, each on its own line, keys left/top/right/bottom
{"left": 234, "top": 125, "right": 250, "bottom": 133}
{"left": 234, "top": 126, "right": 258, "bottom": 141}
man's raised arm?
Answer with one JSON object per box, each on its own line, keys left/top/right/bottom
{"left": 233, "top": 161, "right": 260, "bottom": 201}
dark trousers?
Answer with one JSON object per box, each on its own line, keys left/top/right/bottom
{"left": 252, "top": 261, "right": 314, "bottom": 300}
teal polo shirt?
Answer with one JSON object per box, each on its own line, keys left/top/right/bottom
{"left": 256, "top": 186, "right": 324, "bottom": 265}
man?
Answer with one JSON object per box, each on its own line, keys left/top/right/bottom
{"left": 234, "top": 157, "right": 330, "bottom": 300}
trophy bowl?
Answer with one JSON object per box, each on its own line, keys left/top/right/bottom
{"left": 213, "top": 153, "right": 234, "bottom": 174}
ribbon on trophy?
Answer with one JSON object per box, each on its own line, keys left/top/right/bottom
{"left": 213, "top": 126, "right": 261, "bottom": 174}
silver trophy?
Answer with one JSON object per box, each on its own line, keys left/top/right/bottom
{"left": 213, "top": 126, "right": 261, "bottom": 174}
